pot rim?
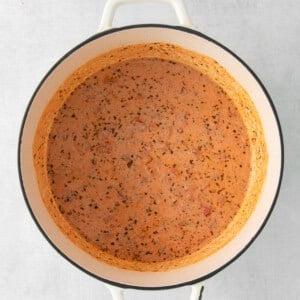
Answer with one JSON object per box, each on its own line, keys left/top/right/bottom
{"left": 18, "top": 24, "right": 284, "bottom": 290}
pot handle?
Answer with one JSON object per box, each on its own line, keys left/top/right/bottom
{"left": 105, "top": 282, "right": 204, "bottom": 300}
{"left": 98, "top": 0, "right": 193, "bottom": 32}
{"left": 189, "top": 282, "right": 205, "bottom": 300}
{"left": 105, "top": 284, "right": 124, "bottom": 300}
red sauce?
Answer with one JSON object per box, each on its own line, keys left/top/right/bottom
{"left": 46, "top": 58, "right": 251, "bottom": 263}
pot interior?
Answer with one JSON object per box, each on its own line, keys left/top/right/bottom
{"left": 19, "top": 25, "right": 282, "bottom": 288}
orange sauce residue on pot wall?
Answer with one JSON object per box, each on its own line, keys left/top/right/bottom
{"left": 33, "top": 43, "right": 267, "bottom": 271}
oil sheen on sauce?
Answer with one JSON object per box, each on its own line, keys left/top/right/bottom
{"left": 47, "top": 57, "right": 251, "bottom": 263}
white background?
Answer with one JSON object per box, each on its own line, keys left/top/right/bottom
{"left": 1, "top": 0, "right": 299, "bottom": 299}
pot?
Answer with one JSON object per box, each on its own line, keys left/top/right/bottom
{"left": 18, "top": 0, "right": 283, "bottom": 299}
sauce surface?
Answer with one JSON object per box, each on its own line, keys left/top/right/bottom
{"left": 47, "top": 57, "right": 251, "bottom": 263}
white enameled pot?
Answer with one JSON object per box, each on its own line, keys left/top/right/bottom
{"left": 18, "top": 0, "right": 283, "bottom": 299}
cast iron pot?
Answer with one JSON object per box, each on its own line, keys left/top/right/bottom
{"left": 18, "top": 0, "right": 284, "bottom": 299}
